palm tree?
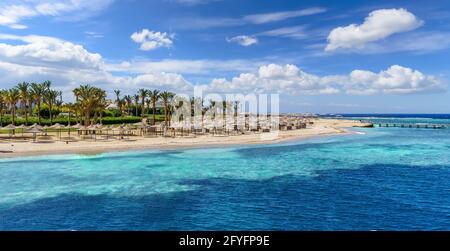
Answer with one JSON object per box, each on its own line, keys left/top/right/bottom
{"left": 114, "top": 89, "right": 122, "bottom": 115}
{"left": 0, "top": 89, "right": 6, "bottom": 127}
{"left": 27, "top": 91, "right": 34, "bottom": 125}
{"left": 149, "top": 90, "right": 160, "bottom": 125}
{"left": 95, "top": 99, "right": 110, "bottom": 125}
{"left": 222, "top": 101, "right": 233, "bottom": 122}
{"left": 208, "top": 99, "right": 217, "bottom": 120}
{"left": 233, "top": 101, "right": 240, "bottom": 116}
{"left": 62, "top": 103, "right": 74, "bottom": 126}
{"left": 5, "top": 88, "right": 20, "bottom": 125}
{"left": 73, "top": 88, "right": 82, "bottom": 124}
{"left": 42, "top": 80, "right": 51, "bottom": 90}
{"left": 56, "top": 91, "right": 63, "bottom": 106}
{"left": 73, "top": 85, "right": 107, "bottom": 127}
{"left": 44, "top": 89, "right": 59, "bottom": 124}
{"left": 138, "top": 89, "right": 148, "bottom": 117}
{"left": 145, "top": 98, "right": 151, "bottom": 118}
{"left": 133, "top": 94, "right": 140, "bottom": 117}
{"left": 30, "top": 82, "right": 48, "bottom": 125}
{"left": 123, "top": 95, "right": 132, "bottom": 116}
{"left": 16, "top": 82, "right": 29, "bottom": 125}
{"left": 160, "top": 91, "right": 175, "bottom": 126}
{"left": 190, "top": 96, "right": 204, "bottom": 126}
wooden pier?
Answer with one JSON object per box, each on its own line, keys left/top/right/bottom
{"left": 375, "top": 123, "right": 448, "bottom": 129}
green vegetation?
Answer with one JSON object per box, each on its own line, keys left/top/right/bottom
{"left": 0, "top": 81, "right": 173, "bottom": 128}
{"left": 0, "top": 80, "right": 238, "bottom": 129}
{"left": 0, "top": 114, "right": 164, "bottom": 127}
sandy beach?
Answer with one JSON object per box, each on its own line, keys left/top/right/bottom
{"left": 0, "top": 119, "right": 369, "bottom": 158}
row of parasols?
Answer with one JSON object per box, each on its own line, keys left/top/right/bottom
{"left": 1, "top": 123, "right": 148, "bottom": 142}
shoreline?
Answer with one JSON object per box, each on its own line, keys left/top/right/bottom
{"left": 0, "top": 119, "right": 367, "bottom": 158}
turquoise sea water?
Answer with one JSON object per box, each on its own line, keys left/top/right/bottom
{"left": 1, "top": 117, "right": 450, "bottom": 230}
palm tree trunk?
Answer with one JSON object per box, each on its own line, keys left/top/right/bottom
{"left": 75, "top": 111, "right": 79, "bottom": 124}
{"left": 49, "top": 104, "right": 53, "bottom": 124}
{"left": 93, "top": 111, "right": 98, "bottom": 125}
{"left": 152, "top": 102, "right": 156, "bottom": 125}
{"left": 28, "top": 100, "right": 32, "bottom": 125}
{"left": 20, "top": 101, "right": 23, "bottom": 118}
{"left": 12, "top": 106, "right": 16, "bottom": 125}
{"left": 164, "top": 104, "right": 167, "bottom": 125}
{"left": 85, "top": 111, "right": 91, "bottom": 127}
{"left": 37, "top": 102, "right": 41, "bottom": 125}
{"left": 25, "top": 106, "right": 28, "bottom": 125}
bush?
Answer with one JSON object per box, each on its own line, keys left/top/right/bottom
{"left": 101, "top": 116, "right": 142, "bottom": 125}
{"left": 33, "top": 104, "right": 61, "bottom": 119}
{"left": 0, "top": 114, "right": 166, "bottom": 126}
{"left": 103, "top": 109, "right": 120, "bottom": 118}
{"left": 0, "top": 115, "right": 77, "bottom": 126}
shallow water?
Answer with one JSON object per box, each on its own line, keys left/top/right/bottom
{"left": 1, "top": 124, "right": 450, "bottom": 230}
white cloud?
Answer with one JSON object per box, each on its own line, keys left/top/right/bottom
{"left": 205, "top": 64, "right": 338, "bottom": 94}
{"left": 326, "top": 8, "right": 423, "bottom": 52}
{"left": 348, "top": 65, "right": 445, "bottom": 94}
{"left": 244, "top": 7, "right": 326, "bottom": 24}
{"left": 0, "top": 5, "right": 35, "bottom": 29}
{"left": 131, "top": 72, "right": 192, "bottom": 91}
{"left": 0, "top": 0, "right": 114, "bottom": 29}
{"left": 205, "top": 64, "right": 446, "bottom": 95}
{"left": 0, "top": 34, "right": 445, "bottom": 100}
{"left": 231, "top": 26, "right": 317, "bottom": 47}
{"left": 172, "top": 7, "right": 326, "bottom": 29}
{"left": 0, "top": 33, "right": 190, "bottom": 99}
{"left": 227, "top": 35, "right": 258, "bottom": 46}
{"left": 0, "top": 34, "right": 103, "bottom": 70}
{"left": 105, "top": 58, "right": 271, "bottom": 75}
{"left": 85, "top": 31, "right": 104, "bottom": 39}
{"left": 257, "top": 25, "right": 307, "bottom": 40}
{"left": 131, "top": 29, "right": 174, "bottom": 51}
{"left": 351, "top": 31, "right": 450, "bottom": 54}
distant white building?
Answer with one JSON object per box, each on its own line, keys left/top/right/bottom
{"left": 106, "top": 103, "right": 118, "bottom": 109}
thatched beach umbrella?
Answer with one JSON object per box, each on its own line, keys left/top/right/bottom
{"left": 15, "top": 124, "right": 27, "bottom": 136}
{"left": 72, "top": 123, "right": 83, "bottom": 129}
{"left": 25, "top": 126, "right": 43, "bottom": 143}
{"left": 3, "top": 124, "right": 17, "bottom": 140}
{"left": 109, "top": 124, "right": 119, "bottom": 136}
{"left": 95, "top": 123, "right": 104, "bottom": 134}
{"left": 100, "top": 124, "right": 112, "bottom": 137}
{"left": 117, "top": 124, "right": 130, "bottom": 139}
{"left": 69, "top": 123, "right": 83, "bottom": 137}
{"left": 123, "top": 124, "right": 133, "bottom": 134}
{"left": 77, "top": 126, "right": 88, "bottom": 138}
{"left": 50, "top": 123, "right": 64, "bottom": 140}
{"left": 133, "top": 122, "right": 146, "bottom": 136}
{"left": 29, "top": 123, "right": 44, "bottom": 130}
{"left": 43, "top": 125, "right": 49, "bottom": 135}
{"left": 87, "top": 124, "right": 99, "bottom": 140}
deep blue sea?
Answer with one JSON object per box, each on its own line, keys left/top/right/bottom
{"left": 338, "top": 113, "right": 450, "bottom": 124}
{"left": 1, "top": 114, "right": 450, "bottom": 230}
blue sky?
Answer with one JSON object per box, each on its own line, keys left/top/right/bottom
{"left": 1, "top": 0, "right": 450, "bottom": 113}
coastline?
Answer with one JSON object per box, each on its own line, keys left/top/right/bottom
{"left": 0, "top": 119, "right": 368, "bottom": 158}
